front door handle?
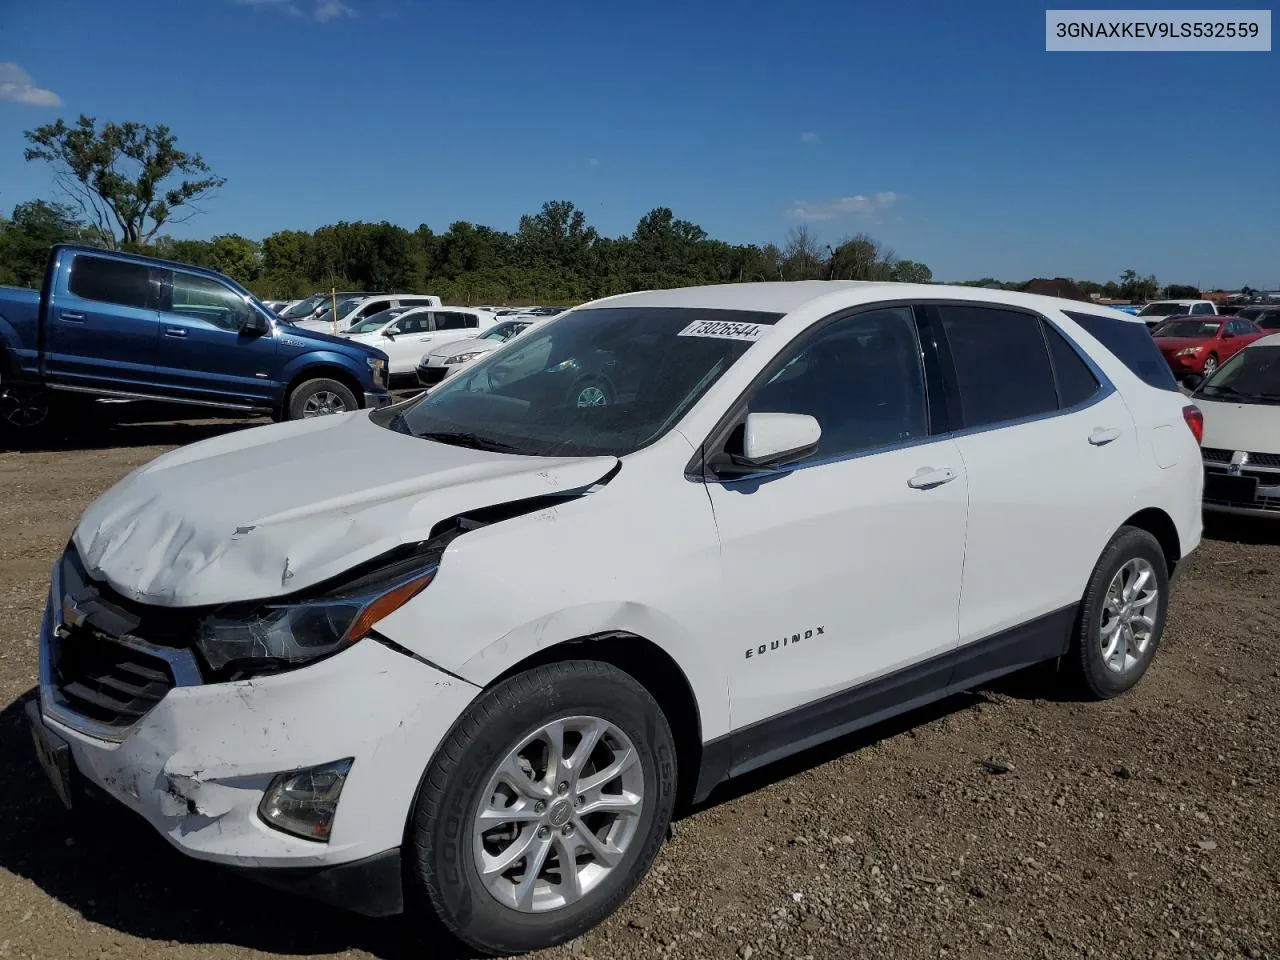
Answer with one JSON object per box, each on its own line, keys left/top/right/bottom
{"left": 59, "top": 311, "right": 85, "bottom": 322}
{"left": 164, "top": 327, "right": 188, "bottom": 339}
{"left": 1088, "top": 427, "right": 1122, "bottom": 446}
{"left": 907, "top": 466, "right": 958, "bottom": 490}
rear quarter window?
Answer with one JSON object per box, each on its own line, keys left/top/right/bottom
{"left": 1063, "top": 311, "right": 1179, "bottom": 392}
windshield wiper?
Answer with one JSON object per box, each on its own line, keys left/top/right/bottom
{"left": 417, "top": 430, "right": 519, "bottom": 452}
{"left": 1202, "top": 384, "right": 1272, "bottom": 401}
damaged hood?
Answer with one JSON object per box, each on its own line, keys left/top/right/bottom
{"left": 73, "top": 411, "right": 617, "bottom": 607}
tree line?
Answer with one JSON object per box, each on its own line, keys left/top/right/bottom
{"left": 0, "top": 116, "right": 1219, "bottom": 305}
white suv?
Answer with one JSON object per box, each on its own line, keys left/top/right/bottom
{"left": 1137, "top": 299, "right": 1218, "bottom": 328}
{"left": 29, "top": 282, "right": 1203, "bottom": 955}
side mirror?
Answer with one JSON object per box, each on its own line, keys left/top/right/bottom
{"left": 382, "top": 330, "right": 397, "bottom": 340}
{"left": 1221, "top": 329, "right": 1235, "bottom": 339}
{"left": 711, "top": 412, "right": 821, "bottom": 476}
{"left": 240, "top": 311, "right": 270, "bottom": 336}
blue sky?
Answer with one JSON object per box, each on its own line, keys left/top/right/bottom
{"left": 0, "top": 0, "right": 1275, "bottom": 286}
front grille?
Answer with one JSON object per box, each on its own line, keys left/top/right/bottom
{"left": 45, "top": 548, "right": 205, "bottom": 733}
{"left": 418, "top": 366, "right": 448, "bottom": 386}
{"left": 52, "top": 625, "right": 175, "bottom": 728}
{"left": 1204, "top": 494, "right": 1280, "bottom": 513}
{"left": 1201, "top": 447, "right": 1280, "bottom": 468}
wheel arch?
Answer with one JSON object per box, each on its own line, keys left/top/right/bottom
{"left": 487, "top": 631, "right": 705, "bottom": 812}
{"left": 283, "top": 363, "right": 365, "bottom": 412}
{"left": 1121, "top": 506, "right": 1181, "bottom": 576}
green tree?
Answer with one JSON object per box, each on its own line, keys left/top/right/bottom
{"left": 23, "top": 115, "right": 225, "bottom": 248}
{"left": 0, "top": 200, "right": 93, "bottom": 287}
{"left": 890, "top": 259, "right": 933, "bottom": 284}
{"left": 209, "top": 234, "right": 261, "bottom": 284}
{"left": 1163, "top": 283, "right": 1200, "bottom": 299}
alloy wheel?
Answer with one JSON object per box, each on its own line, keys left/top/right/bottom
{"left": 301, "top": 390, "right": 349, "bottom": 417}
{"left": 1099, "top": 557, "right": 1159, "bottom": 674}
{"left": 575, "top": 385, "right": 608, "bottom": 407}
{"left": 472, "top": 715, "right": 644, "bottom": 913}
{"left": 0, "top": 386, "right": 51, "bottom": 429}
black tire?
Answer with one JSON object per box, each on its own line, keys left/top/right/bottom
{"left": 406, "top": 660, "right": 677, "bottom": 956}
{"left": 0, "top": 383, "right": 53, "bottom": 432}
{"left": 568, "top": 377, "right": 613, "bottom": 408}
{"left": 1069, "top": 526, "right": 1170, "bottom": 700}
{"left": 285, "top": 378, "right": 358, "bottom": 420}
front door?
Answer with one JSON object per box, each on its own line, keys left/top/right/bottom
{"left": 152, "top": 269, "right": 279, "bottom": 408}
{"left": 703, "top": 306, "right": 969, "bottom": 736}
{"left": 380, "top": 310, "right": 437, "bottom": 374}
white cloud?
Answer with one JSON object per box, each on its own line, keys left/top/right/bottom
{"left": 235, "top": 0, "right": 354, "bottom": 21}
{"left": 315, "top": 0, "right": 355, "bottom": 21}
{"left": 787, "top": 191, "right": 900, "bottom": 222}
{"left": 0, "top": 62, "right": 61, "bottom": 107}
{"left": 800, "top": 131, "right": 820, "bottom": 144}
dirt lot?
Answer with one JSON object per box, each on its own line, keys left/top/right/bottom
{"left": 1, "top": 410, "right": 1277, "bottom": 960}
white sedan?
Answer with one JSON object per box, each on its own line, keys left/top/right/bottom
{"left": 415, "top": 317, "right": 544, "bottom": 387}
{"left": 1191, "top": 332, "right": 1280, "bottom": 518}
{"left": 342, "top": 307, "right": 495, "bottom": 376}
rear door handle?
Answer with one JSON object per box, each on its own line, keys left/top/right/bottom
{"left": 164, "top": 327, "right": 188, "bottom": 338}
{"left": 59, "top": 311, "right": 85, "bottom": 322}
{"left": 907, "top": 467, "right": 958, "bottom": 490}
{"left": 1089, "top": 427, "right": 1122, "bottom": 446}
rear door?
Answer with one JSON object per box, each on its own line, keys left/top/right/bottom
{"left": 45, "top": 253, "right": 161, "bottom": 391}
{"left": 151, "top": 268, "right": 279, "bottom": 408}
{"left": 929, "top": 302, "right": 1139, "bottom": 652}
{"left": 431, "top": 310, "right": 483, "bottom": 353}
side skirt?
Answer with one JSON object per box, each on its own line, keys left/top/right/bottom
{"left": 692, "top": 604, "right": 1077, "bottom": 803}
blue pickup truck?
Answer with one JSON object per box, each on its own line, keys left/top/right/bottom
{"left": 0, "top": 244, "right": 391, "bottom": 430}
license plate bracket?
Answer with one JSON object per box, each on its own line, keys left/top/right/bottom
{"left": 1205, "top": 473, "right": 1258, "bottom": 504}
{"left": 25, "top": 699, "right": 73, "bottom": 810}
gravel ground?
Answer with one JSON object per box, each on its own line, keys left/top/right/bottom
{"left": 0, "top": 410, "right": 1277, "bottom": 960}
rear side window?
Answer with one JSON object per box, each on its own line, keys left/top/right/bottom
{"left": 1064, "top": 311, "right": 1179, "bottom": 392}
{"left": 937, "top": 305, "right": 1058, "bottom": 428}
{"left": 68, "top": 256, "right": 153, "bottom": 309}
{"left": 1192, "top": 302, "right": 1215, "bottom": 316}
{"left": 1042, "top": 321, "right": 1100, "bottom": 408}
{"left": 434, "top": 312, "right": 477, "bottom": 331}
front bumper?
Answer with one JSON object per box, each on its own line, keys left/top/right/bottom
{"left": 34, "top": 583, "right": 480, "bottom": 881}
{"left": 363, "top": 389, "right": 391, "bottom": 408}
{"left": 415, "top": 363, "right": 451, "bottom": 387}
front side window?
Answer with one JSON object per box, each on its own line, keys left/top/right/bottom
{"left": 1198, "top": 345, "right": 1280, "bottom": 403}
{"left": 741, "top": 307, "right": 928, "bottom": 461}
{"left": 394, "top": 307, "right": 782, "bottom": 457}
{"left": 1192, "top": 302, "right": 1216, "bottom": 316}
{"left": 68, "top": 256, "right": 153, "bottom": 309}
{"left": 349, "top": 308, "right": 406, "bottom": 334}
{"left": 396, "top": 313, "right": 432, "bottom": 334}
{"left": 170, "top": 272, "right": 253, "bottom": 332}
{"left": 1137, "top": 302, "right": 1186, "bottom": 318}
{"left": 938, "top": 304, "right": 1057, "bottom": 428}
{"left": 479, "top": 320, "right": 531, "bottom": 342}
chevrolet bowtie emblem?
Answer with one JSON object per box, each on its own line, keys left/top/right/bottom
{"left": 1227, "top": 451, "right": 1249, "bottom": 476}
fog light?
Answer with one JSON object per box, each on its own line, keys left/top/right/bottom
{"left": 258, "top": 758, "right": 353, "bottom": 842}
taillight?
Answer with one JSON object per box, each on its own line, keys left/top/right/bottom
{"left": 1182, "top": 404, "right": 1204, "bottom": 445}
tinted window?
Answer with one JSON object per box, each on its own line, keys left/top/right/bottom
{"left": 1137, "top": 302, "right": 1186, "bottom": 318}
{"left": 938, "top": 305, "right": 1057, "bottom": 428}
{"left": 1043, "top": 320, "right": 1100, "bottom": 408}
{"left": 434, "top": 312, "right": 477, "bottom": 331}
{"left": 396, "top": 313, "right": 432, "bottom": 334}
{"left": 1154, "top": 319, "right": 1221, "bottom": 338}
{"left": 1064, "top": 311, "right": 1179, "bottom": 392}
{"left": 1192, "top": 302, "right": 1215, "bottom": 315}
{"left": 68, "top": 256, "right": 152, "bottom": 309}
{"left": 1257, "top": 314, "right": 1280, "bottom": 330}
{"left": 744, "top": 307, "right": 927, "bottom": 460}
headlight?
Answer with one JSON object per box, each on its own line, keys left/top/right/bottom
{"left": 1175, "top": 346, "right": 1203, "bottom": 357}
{"left": 196, "top": 570, "right": 434, "bottom": 672}
{"left": 548, "top": 358, "right": 578, "bottom": 372}
{"left": 366, "top": 356, "right": 387, "bottom": 384}
{"left": 445, "top": 351, "right": 484, "bottom": 365}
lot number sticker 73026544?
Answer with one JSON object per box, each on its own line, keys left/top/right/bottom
{"left": 676, "top": 320, "right": 770, "bottom": 341}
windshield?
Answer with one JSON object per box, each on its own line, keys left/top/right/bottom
{"left": 1139, "top": 303, "right": 1190, "bottom": 318}
{"left": 279, "top": 294, "right": 327, "bottom": 320}
{"left": 348, "top": 308, "right": 405, "bottom": 334}
{"left": 392, "top": 307, "right": 782, "bottom": 457}
{"left": 1199, "top": 345, "right": 1280, "bottom": 402}
{"left": 1154, "top": 320, "right": 1221, "bottom": 338}
{"left": 336, "top": 298, "right": 366, "bottom": 320}
{"left": 479, "top": 320, "right": 532, "bottom": 342}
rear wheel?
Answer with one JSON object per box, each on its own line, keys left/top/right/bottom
{"left": 286, "top": 378, "right": 358, "bottom": 419}
{"left": 1069, "top": 526, "right": 1169, "bottom": 699}
{"left": 406, "top": 661, "right": 676, "bottom": 955}
{"left": 0, "top": 384, "right": 52, "bottom": 431}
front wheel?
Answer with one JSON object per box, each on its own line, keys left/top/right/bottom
{"left": 1202, "top": 353, "right": 1219, "bottom": 377}
{"left": 286, "top": 378, "right": 358, "bottom": 419}
{"left": 406, "top": 661, "right": 676, "bottom": 955}
{"left": 0, "top": 384, "right": 52, "bottom": 431}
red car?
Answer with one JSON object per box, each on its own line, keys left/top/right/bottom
{"left": 1151, "top": 315, "right": 1264, "bottom": 378}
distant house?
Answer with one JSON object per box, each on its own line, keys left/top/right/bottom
{"left": 1020, "top": 278, "right": 1091, "bottom": 302}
